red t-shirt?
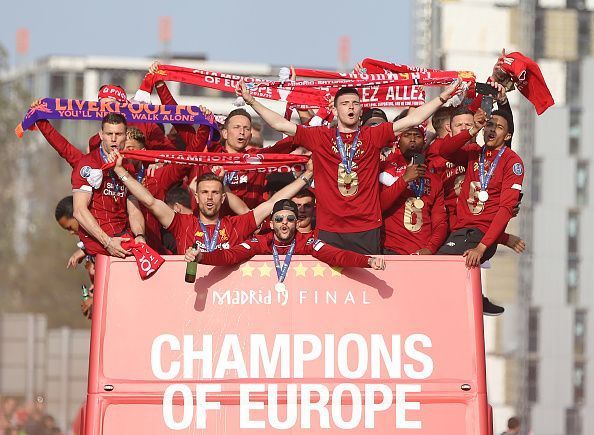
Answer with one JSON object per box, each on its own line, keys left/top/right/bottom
{"left": 440, "top": 142, "right": 524, "bottom": 247}
{"left": 166, "top": 211, "right": 258, "bottom": 255}
{"left": 200, "top": 232, "right": 370, "bottom": 268}
{"left": 71, "top": 148, "right": 133, "bottom": 255}
{"left": 379, "top": 153, "right": 447, "bottom": 254}
{"left": 426, "top": 132, "right": 473, "bottom": 229}
{"left": 293, "top": 123, "right": 396, "bottom": 232}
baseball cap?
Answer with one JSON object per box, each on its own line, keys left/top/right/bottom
{"left": 98, "top": 85, "right": 128, "bottom": 103}
{"left": 271, "top": 199, "right": 298, "bottom": 217}
{"left": 361, "top": 108, "right": 388, "bottom": 126}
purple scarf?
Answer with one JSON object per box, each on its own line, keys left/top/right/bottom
{"left": 16, "top": 98, "right": 220, "bottom": 141}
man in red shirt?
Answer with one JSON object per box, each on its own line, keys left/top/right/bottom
{"left": 379, "top": 126, "right": 447, "bottom": 255}
{"left": 71, "top": 113, "right": 145, "bottom": 258}
{"left": 88, "top": 84, "right": 176, "bottom": 151}
{"left": 437, "top": 108, "right": 524, "bottom": 315}
{"left": 149, "top": 61, "right": 297, "bottom": 212}
{"left": 185, "top": 199, "right": 386, "bottom": 278}
{"left": 236, "top": 79, "right": 461, "bottom": 254}
{"left": 111, "top": 152, "right": 314, "bottom": 255}
{"left": 293, "top": 189, "right": 316, "bottom": 235}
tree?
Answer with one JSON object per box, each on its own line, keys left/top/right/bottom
{"left": 0, "top": 44, "right": 89, "bottom": 328}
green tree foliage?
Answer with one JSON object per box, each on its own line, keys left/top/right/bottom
{"left": 0, "top": 44, "right": 89, "bottom": 328}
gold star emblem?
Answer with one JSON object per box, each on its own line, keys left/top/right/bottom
{"left": 293, "top": 262, "right": 308, "bottom": 277}
{"left": 258, "top": 263, "right": 273, "bottom": 277}
{"left": 312, "top": 262, "right": 326, "bottom": 277}
{"left": 330, "top": 266, "right": 343, "bottom": 277}
{"left": 240, "top": 263, "right": 255, "bottom": 277}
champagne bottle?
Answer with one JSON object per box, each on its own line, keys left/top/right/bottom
{"left": 81, "top": 285, "right": 91, "bottom": 301}
{"left": 185, "top": 241, "right": 200, "bottom": 283}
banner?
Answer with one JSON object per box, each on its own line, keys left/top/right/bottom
{"left": 16, "top": 98, "right": 220, "bottom": 141}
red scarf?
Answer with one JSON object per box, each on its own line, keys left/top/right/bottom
{"left": 103, "top": 150, "right": 309, "bottom": 173}
{"left": 121, "top": 237, "right": 164, "bottom": 280}
{"left": 135, "top": 64, "right": 471, "bottom": 108}
{"left": 497, "top": 51, "right": 554, "bottom": 115}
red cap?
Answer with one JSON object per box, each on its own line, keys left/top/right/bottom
{"left": 98, "top": 85, "right": 128, "bottom": 103}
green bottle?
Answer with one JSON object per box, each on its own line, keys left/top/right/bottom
{"left": 185, "top": 241, "right": 199, "bottom": 283}
{"left": 81, "top": 285, "right": 91, "bottom": 301}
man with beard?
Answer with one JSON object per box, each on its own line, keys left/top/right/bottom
{"left": 71, "top": 113, "right": 145, "bottom": 258}
{"left": 110, "top": 151, "right": 314, "bottom": 254}
{"left": 236, "top": 79, "right": 462, "bottom": 254}
{"left": 379, "top": 124, "right": 447, "bottom": 255}
{"left": 438, "top": 108, "right": 524, "bottom": 315}
{"left": 184, "top": 200, "right": 386, "bottom": 281}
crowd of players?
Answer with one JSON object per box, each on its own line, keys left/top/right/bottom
{"left": 43, "top": 57, "right": 526, "bottom": 318}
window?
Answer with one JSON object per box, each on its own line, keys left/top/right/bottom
{"left": 74, "top": 73, "right": 84, "bottom": 99}
{"left": 569, "top": 108, "right": 581, "bottom": 155}
{"left": 566, "top": 407, "right": 582, "bottom": 435}
{"left": 528, "top": 308, "right": 539, "bottom": 353}
{"left": 574, "top": 362, "right": 586, "bottom": 404}
{"left": 576, "top": 161, "right": 589, "bottom": 206}
{"left": 567, "top": 259, "right": 579, "bottom": 304}
{"left": 49, "top": 73, "right": 66, "bottom": 98}
{"left": 568, "top": 211, "right": 579, "bottom": 256}
{"left": 574, "top": 310, "right": 587, "bottom": 355}
{"left": 528, "top": 360, "right": 538, "bottom": 403}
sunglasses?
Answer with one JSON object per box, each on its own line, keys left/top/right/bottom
{"left": 273, "top": 214, "right": 297, "bottom": 223}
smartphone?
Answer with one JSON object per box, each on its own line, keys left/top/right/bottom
{"left": 475, "top": 82, "right": 498, "bottom": 97}
{"left": 481, "top": 95, "right": 494, "bottom": 118}
{"left": 412, "top": 153, "right": 425, "bottom": 165}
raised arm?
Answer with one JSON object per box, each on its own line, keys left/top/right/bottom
{"left": 237, "top": 79, "right": 298, "bottom": 136}
{"left": 392, "top": 79, "right": 461, "bottom": 134}
{"left": 110, "top": 151, "right": 175, "bottom": 228}
{"left": 126, "top": 197, "right": 146, "bottom": 243}
{"left": 252, "top": 162, "right": 314, "bottom": 225}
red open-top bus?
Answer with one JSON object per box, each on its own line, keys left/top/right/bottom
{"left": 82, "top": 254, "right": 492, "bottom": 434}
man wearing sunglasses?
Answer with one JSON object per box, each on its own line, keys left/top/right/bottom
{"left": 184, "top": 199, "right": 386, "bottom": 275}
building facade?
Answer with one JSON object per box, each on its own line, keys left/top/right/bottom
{"left": 413, "top": 1, "right": 593, "bottom": 434}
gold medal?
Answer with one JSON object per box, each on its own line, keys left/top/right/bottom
{"left": 344, "top": 173, "right": 353, "bottom": 184}
{"left": 413, "top": 198, "right": 425, "bottom": 209}
{"left": 478, "top": 190, "right": 489, "bottom": 202}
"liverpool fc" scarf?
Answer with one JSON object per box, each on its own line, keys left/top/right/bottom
{"left": 16, "top": 98, "right": 220, "bottom": 141}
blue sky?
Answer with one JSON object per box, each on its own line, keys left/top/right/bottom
{"left": 0, "top": 0, "right": 412, "bottom": 69}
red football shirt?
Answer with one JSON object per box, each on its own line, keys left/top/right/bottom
{"left": 426, "top": 132, "right": 473, "bottom": 229}
{"left": 200, "top": 232, "right": 370, "bottom": 268}
{"left": 440, "top": 142, "right": 524, "bottom": 247}
{"left": 293, "top": 123, "right": 396, "bottom": 232}
{"left": 379, "top": 153, "right": 447, "bottom": 254}
{"left": 166, "top": 211, "right": 258, "bottom": 255}
{"left": 71, "top": 148, "right": 133, "bottom": 255}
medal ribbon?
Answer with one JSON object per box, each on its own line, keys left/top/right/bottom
{"left": 272, "top": 240, "right": 296, "bottom": 283}
{"left": 335, "top": 128, "right": 360, "bottom": 174}
{"left": 199, "top": 220, "right": 221, "bottom": 252}
{"left": 479, "top": 146, "right": 506, "bottom": 192}
{"left": 408, "top": 177, "right": 426, "bottom": 199}
{"left": 99, "top": 146, "right": 120, "bottom": 191}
